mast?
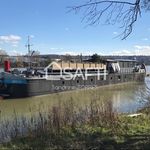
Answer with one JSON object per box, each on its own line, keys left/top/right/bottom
{"left": 27, "top": 36, "right": 31, "bottom": 55}
{"left": 26, "top": 36, "right": 32, "bottom": 69}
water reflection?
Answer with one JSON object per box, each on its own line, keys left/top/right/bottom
{"left": 112, "top": 80, "right": 149, "bottom": 113}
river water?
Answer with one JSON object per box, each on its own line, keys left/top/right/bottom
{"left": 0, "top": 67, "right": 150, "bottom": 119}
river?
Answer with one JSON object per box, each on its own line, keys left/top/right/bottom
{"left": 0, "top": 67, "right": 150, "bottom": 119}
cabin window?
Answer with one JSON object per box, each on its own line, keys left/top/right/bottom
{"left": 124, "top": 62, "right": 127, "bottom": 68}
{"left": 118, "top": 75, "right": 121, "bottom": 80}
{"left": 119, "top": 62, "right": 123, "bottom": 68}
{"left": 122, "top": 62, "right": 125, "bottom": 68}
{"left": 127, "top": 62, "right": 129, "bottom": 68}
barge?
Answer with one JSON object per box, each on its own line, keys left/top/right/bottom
{"left": 0, "top": 59, "right": 146, "bottom": 98}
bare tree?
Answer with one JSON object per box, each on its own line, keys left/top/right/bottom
{"left": 0, "top": 49, "right": 7, "bottom": 56}
{"left": 0, "top": 49, "right": 8, "bottom": 65}
{"left": 69, "top": 0, "right": 150, "bottom": 40}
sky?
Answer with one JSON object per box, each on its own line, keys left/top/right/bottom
{"left": 0, "top": 0, "right": 150, "bottom": 56}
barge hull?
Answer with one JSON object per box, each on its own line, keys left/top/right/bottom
{"left": 3, "top": 73, "right": 144, "bottom": 98}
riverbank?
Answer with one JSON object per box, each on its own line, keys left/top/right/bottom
{"left": 0, "top": 99, "right": 150, "bottom": 150}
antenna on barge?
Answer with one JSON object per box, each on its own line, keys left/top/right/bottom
{"left": 25, "top": 36, "right": 33, "bottom": 69}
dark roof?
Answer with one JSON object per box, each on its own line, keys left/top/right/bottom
{"left": 115, "top": 59, "right": 137, "bottom": 62}
{"left": 106, "top": 59, "right": 137, "bottom": 62}
{"left": 105, "top": 59, "right": 117, "bottom": 62}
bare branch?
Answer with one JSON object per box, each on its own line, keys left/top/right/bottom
{"left": 68, "top": 0, "right": 141, "bottom": 40}
{"left": 69, "top": 1, "right": 136, "bottom": 10}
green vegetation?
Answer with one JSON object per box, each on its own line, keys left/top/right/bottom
{"left": 0, "top": 98, "right": 150, "bottom": 150}
{"left": 91, "top": 53, "right": 105, "bottom": 63}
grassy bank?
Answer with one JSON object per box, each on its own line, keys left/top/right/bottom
{"left": 0, "top": 99, "right": 150, "bottom": 150}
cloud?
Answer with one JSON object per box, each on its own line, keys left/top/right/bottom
{"left": 112, "top": 50, "right": 131, "bottom": 55}
{"left": 112, "top": 45, "right": 150, "bottom": 56}
{"left": 65, "top": 27, "right": 69, "bottom": 31}
{"left": 30, "top": 35, "right": 35, "bottom": 38}
{"left": 133, "top": 45, "right": 150, "bottom": 55}
{"left": 142, "top": 38, "right": 148, "bottom": 41}
{"left": 10, "top": 50, "right": 23, "bottom": 56}
{"left": 134, "top": 45, "right": 142, "bottom": 49}
{"left": 0, "top": 35, "right": 21, "bottom": 45}
{"left": 134, "top": 45, "right": 150, "bottom": 50}
{"left": 60, "top": 51, "right": 96, "bottom": 56}
{"left": 49, "top": 49, "right": 94, "bottom": 56}
{"left": 12, "top": 44, "right": 18, "bottom": 47}
{"left": 113, "top": 31, "right": 118, "bottom": 35}
{"left": 50, "top": 47, "right": 60, "bottom": 50}
{"left": 0, "top": 49, "right": 7, "bottom": 55}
